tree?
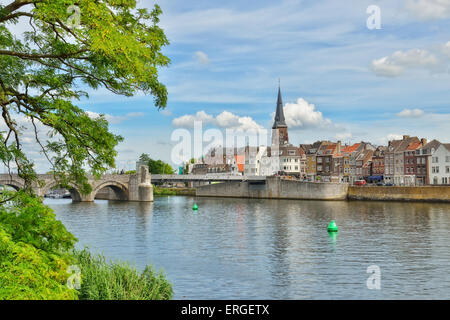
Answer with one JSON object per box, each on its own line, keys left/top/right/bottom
{"left": 139, "top": 153, "right": 173, "bottom": 174}
{"left": 0, "top": 1, "right": 171, "bottom": 300}
{"left": 0, "top": 0, "right": 170, "bottom": 193}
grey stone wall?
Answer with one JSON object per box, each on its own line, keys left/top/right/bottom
{"left": 196, "top": 177, "right": 349, "bottom": 200}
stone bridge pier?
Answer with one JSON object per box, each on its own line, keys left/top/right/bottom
{"left": 0, "top": 165, "right": 153, "bottom": 202}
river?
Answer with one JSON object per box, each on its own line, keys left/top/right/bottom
{"left": 46, "top": 196, "right": 450, "bottom": 299}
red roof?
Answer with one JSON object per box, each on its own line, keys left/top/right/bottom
{"left": 406, "top": 142, "right": 422, "bottom": 151}
{"left": 341, "top": 143, "right": 361, "bottom": 154}
{"left": 335, "top": 143, "right": 360, "bottom": 157}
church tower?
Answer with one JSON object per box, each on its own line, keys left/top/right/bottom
{"left": 272, "top": 85, "right": 289, "bottom": 146}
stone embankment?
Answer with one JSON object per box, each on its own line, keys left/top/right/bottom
{"left": 348, "top": 186, "right": 450, "bottom": 203}
{"left": 196, "top": 177, "right": 348, "bottom": 200}
{"left": 195, "top": 177, "right": 450, "bottom": 203}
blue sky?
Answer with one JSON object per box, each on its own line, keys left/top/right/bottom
{"left": 74, "top": 0, "right": 450, "bottom": 171}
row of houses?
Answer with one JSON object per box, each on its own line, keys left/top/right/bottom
{"left": 186, "top": 87, "right": 450, "bottom": 186}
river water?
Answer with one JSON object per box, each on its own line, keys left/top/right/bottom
{"left": 46, "top": 196, "right": 450, "bottom": 299}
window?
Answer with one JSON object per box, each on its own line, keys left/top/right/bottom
{"left": 432, "top": 157, "right": 439, "bottom": 163}
{"left": 442, "top": 177, "right": 448, "bottom": 184}
{"left": 446, "top": 166, "right": 450, "bottom": 173}
{"left": 446, "top": 156, "right": 450, "bottom": 162}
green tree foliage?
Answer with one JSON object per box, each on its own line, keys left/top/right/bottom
{"left": 139, "top": 153, "right": 174, "bottom": 174}
{"left": 0, "top": 0, "right": 170, "bottom": 193}
{"left": 0, "top": 190, "right": 78, "bottom": 299}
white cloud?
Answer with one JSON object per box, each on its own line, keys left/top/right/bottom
{"left": 194, "top": 51, "right": 210, "bottom": 65}
{"left": 396, "top": 108, "right": 425, "bottom": 118}
{"left": 172, "top": 111, "right": 215, "bottom": 128}
{"left": 389, "top": 133, "right": 406, "bottom": 140}
{"left": 215, "top": 111, "right": 263, "bottom": 130}
{"left": 336, "top": 132, "right": 352, "bottom": 141}
{"left": 86, "top": 111, "right": 144, "bottom": 124}
{"left": 405, "top": 0, "right": 450, "bottom": 20}
{"left": 371, "top": 49, "right": 440, "bottom": 77}
{"left": 172, "top": 110, "right": 263, "bottom": 131}
{"left": 280, "top": 98, "right": 333, "bottom": 129}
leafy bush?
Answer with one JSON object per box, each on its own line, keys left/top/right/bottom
{"left": 153, "top": 185, "right": 177, "bottom": 196}
{"left": 74, "top": 249, "right": 173, "bottom": 300}
{"left": 0, "top": 191, "right": 78, "bottom": 300}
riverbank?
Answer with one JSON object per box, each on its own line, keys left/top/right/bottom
{"left": 154, "top": 186, "right": 196, "bottom": 196}
{"left": 195, "top": 178, "right": 450, "bottom": 203}
{"left": 348, "top": 186, "right": 450, "bottom": 203}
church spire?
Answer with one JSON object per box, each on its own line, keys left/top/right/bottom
{"left": 272, "top": 84, "right": 287, "bottom": 129}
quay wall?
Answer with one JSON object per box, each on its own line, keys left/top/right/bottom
{"left": 196, "top": 178, "right": 450, "bottom": 203}
{"left": 196, "top": 177, "right": 348, "bottom": 200}
{"left": 348, "top": 186, "right": 450, "bottom": 202}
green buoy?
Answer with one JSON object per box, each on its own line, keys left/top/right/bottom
{"left": 327, "top": 220, "right": 338, "bottom": 232}
{"left": 193, "top": 203, "right": 198, "bottom": 211}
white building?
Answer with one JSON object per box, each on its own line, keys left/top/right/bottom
{"left": 429, "top": 143, "right": 450, "bottom": 185}
{"left": 244, "top": 146, "right": 265, "bottom": 176}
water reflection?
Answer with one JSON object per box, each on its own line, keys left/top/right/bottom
{"left": 46, "top": 197, "right": 450, "bottom": 299}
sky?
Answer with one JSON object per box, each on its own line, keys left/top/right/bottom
{"left": 6, "top": 0, "right": 450, "bottom": 172}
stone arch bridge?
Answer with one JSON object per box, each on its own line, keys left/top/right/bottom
{"left": 0, "top": 165, "right": 153, "bottom": 202}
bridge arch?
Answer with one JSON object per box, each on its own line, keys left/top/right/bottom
{"left": 92, "top": 181, "right": 129, "bottom": 201}
{"left": 42, "top": 181, "right": 83, "bottom": 202}
{"left": 0, "top": 179, "right": 25, "bottom": 191}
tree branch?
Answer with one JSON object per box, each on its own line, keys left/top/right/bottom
{"left": 0, "top": 49, "right": 88, "bottom": 60}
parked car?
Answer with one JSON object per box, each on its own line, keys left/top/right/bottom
{"left": 384, "top": 183, "right": 394, "bottom": 186}
{"left": 376, "top": 182, "right": 385, "bottom": 186}
{"left": 354, "top": 180, "right": 367, "bottom": 186}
